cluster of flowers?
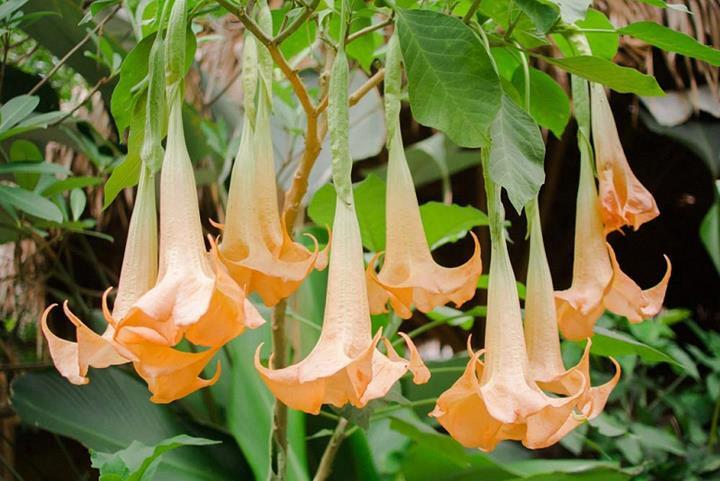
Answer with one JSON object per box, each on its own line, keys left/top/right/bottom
{"left": 41, "top": 22, "right": 670, "bottom": 451}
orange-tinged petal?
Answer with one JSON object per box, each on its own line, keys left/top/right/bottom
{"left": 591, "top": 83, "right": 659, "bottom": 233}
{"left": 41, "top": 304, "right": 129, "bottom": 385}
{"left": 604, "top": 247, "right": 672, "bottom": 323}
{"left": 113, "top": 168, "right": 158, "bottom": 320}
{"left": 256, "top": 199, "right": 427, "bottom": 414}
{"left": 555, "top": 150, "right": 613, "bottom": 340}
{"left": 128, "top": 343, "right": 222, "bottom": 404}
{"left": 368, "top": 129, "right": 482, "bottom": 318}
{"left": 218, "top": 60, "right": 325, "bottom": 306}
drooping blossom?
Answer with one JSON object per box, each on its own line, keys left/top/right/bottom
{"left": 216, "top": 35, "right": 327, "bottom": 307}
{"left": 41, "top": 167, "right": 157, "bottom": 385}
{"left": 591, "top": 83, "right": 659, "bottom": 233}
{"left": 255, "top": 44, "right": 428, "bottom": 414}
{"left": 255, "top": 197, "right": 429, "bottom": 414}
{"left": 555, "top": 148, "right": 671, "bottom": 340}
{"left": 430, "top": 179, "right": 585, "bottom": 452}
{"left": 366, "top": 33, "right": 482, "bottom": 319}
{"left": 109, "top": 91, "right": 265, "bottom": 402}
{"left": 524, "top": 200, "right": 620, "bottom": 432}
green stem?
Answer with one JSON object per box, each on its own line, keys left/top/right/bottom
{"left": 312, "top": 418, "right": 349, "bottom": 481}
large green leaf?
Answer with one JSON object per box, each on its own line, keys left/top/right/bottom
{"left": 511, "top": 67, "right": 570, "bottom": 138}
{"left": 514, "top": 0, "right": 559, "bottom": 33}
{"left": 589, "top": 326, "right": 684, "bottom": 367}
{"left": 91, "top": 435, "right": 220, "bottom": 481}
{"left": 545, "top": 56, "right": 664, "bottom": 96}
{"left": 11, "top": 368, "right": 246, "bottom": 481}
{"left": 396, "top": 9, "right": 501, "bottom": 148}
{"left": 619, "top": 22, "right": 720, "bottom": 66}
{"left": 0, "top": 95, "right": 39, "bottom": 133}
{"left": 488, "top": 95, "right": 546, "bottom": 213}
{"left": 547, "top": 0, "right": 591, "bottom": 23}
{"left": 308, "top": 175, "right": 488, "bottom": 252}
{"left": 0, "top": 184, "right": 63, "bottom": 221}
{"left": 226, "top": 324, "right": 310, "bottom": 481}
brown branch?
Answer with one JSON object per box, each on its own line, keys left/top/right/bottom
{"left": 50, "top": 75, "right": 114, "bottom": 126}
{"left": 346, "top": 17, "right": 393, "bottom": 44}
{"left": 273, "top": 0, "right": 321, "bottom": 45}
{"left": 312, "top": 418, "right": 349, "bottom": 481}
{"left": 28, "top": 4, "right": 120, "bottom": 96}
{"left": 316, "top": 68, "right": 385, "bottom": 114}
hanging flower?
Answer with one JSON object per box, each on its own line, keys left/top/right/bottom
{"left": 255, "top": 199, "right": 429, "bottom": 414}
{"left": 591, "top": 83, "right": 659, "bottom": 233}
{"left": 366, "top": 33, "right": 482, "bottom": 319}
{"left": 555, "top": 148, "right": 671, "bottom": 341}
{"left": 366, "top": 128, "right": 483, "bottom": 319}
{"left": 431, "top": 179, "right": 586, "bottom": 452}
{"left": 112, "top": 92, "right": 265, "bottom": 403}
{"left": 41, "top": 168, "right": 157, "bottom": 386}
{"left": 524, "top": 201, "right": 620, "bottom": 429}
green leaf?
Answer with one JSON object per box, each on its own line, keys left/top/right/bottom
{"left": 226, "top": 324, "right": 310, "bottom": 481}
{"left": 41, "top": 176, "right": 103, "bottom": 196}
{"left": 308, "top": 175, "right": 488, "bottom": 252}
{"left": 70, "top": 188, "right": 86, "bottom": 220}
{"left": 545, "top": 56, "right": 664, "bottom": 96}
{"left": 0, "top": 161, "right": 69, "bottom": 176}
{"left": 578, "top": 9, "right": 619, "bottom": 60}
{"left": 547, "top": 0, "right": 591, "bottom": 23}
{"left": 0, "top": 95, "right": 39, "bottom": 133}
{"left": 589, "top": 326, "right": 684, "bottom": 367}
{"left": 396, "top": 9, "right": 501, "bottom": 148}
{"left": 0, "top": 185, "right": 63, "bottom": 221}
{"left": 511, "top": 67, "right": 570, "bottom": 138}
{"left": 630, "top": 423, "right": 685, "bottom": 455}
{"left": 421, "top": 201, "right": 488, "bottom": 249}
{"left": 91, "top": 435, "right": 220, "bottom": 481}
{"left": 488, "top": 95, "right": 546, "bottom": 213}
{"left": 700, "top": 182, "right": 720, "bottom": 274}
{"left": 11, "top": 368, "right": 246, "bottom": 480}
{"left": 620, "top": 21, "right": 720, "bottom": 66}
{"left": 272, "top": 7, "right": 317, "bottom": 60}
{"left": 514, "top": 0, "right": 559, "bottom": 33}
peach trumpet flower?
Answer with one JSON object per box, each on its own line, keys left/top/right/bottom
{"left": 524, "top": 200, "right": 620, "bottom": 433}
{"left": 366, "top": 127, "right": 482, "bottom": 319}
{"left": 591, "top": 83, "right": 659, "bottom": 233}
{"left": 216, "top": 36, "right": 327, "bottom": 307}
{"left": 40, "top": 167, "right": 158, "bottom": 385}
{"left": 555, "top": 147, "right": 671, "bottom": 341}
{"left": 112, "top": 92, "right": 265, "bottom": 403}
{"left": 255, "top": 197, "right": 429, "bottom": 414}
{"left": 430, "top": 176, "right": 587, "bottom": 452}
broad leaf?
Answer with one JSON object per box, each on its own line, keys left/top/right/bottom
{"left": 396, "top": 9, "right": 501, "bottom": 148}
{"left": 0, "top": 161, "right": 69, "bottom": 176}
{"left": 488, "top": 95, "right": 546, "bottom": 213}
{"left": 619, "top": 22, "right": 720, "bottom": 66}
{"left": 589, "top": 326, "right": 685, "bottom": 368}
{"left": 547, "top": 0, "right": 591, "bottom": 23}
{"left": 421, "top": 201, "right": 489, "bottom": 250}
{"left": 700, "top": 181, "right": 720, "bottom": 273}
{"left": 546, "top": 56, "right": 664, "bottom": 96}
{"left": 0, "top": 185, "right": 63, "bottom": 221}
{"left": 0, "top": 95, "right": 39, "bottom": 133}
{"left": 91, "top": 435, "right": 220, "bottom": 481}
{"left": 511, "top": 67, "right": 571, "bottom": 138}
{"left": 11, "top": 368, "right": 246, "bottom": 481}
{"left": 514, "top": 0, "right": 560, "bottom": 33}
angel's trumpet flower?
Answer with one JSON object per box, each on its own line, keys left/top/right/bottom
{"left": 113, "top": 92, "right": 265, "bottom": 403}
{"left": 40, "top": 167, "right": 157, "bottom": 385}
{"left": 430, "top": 174, "right": 585, "bottom": 452}
{"left": 524, "top": 200, "right": 620, "bottom": 431}
{"left": 255, "top": 198, "right": 429, "bottom": 414}
{"left": 555, "top": 143, "right": 671, "bottom": 340}
{"left": 591, "top": 83, "right": 659, "bottom": 233}
{"left": 366, "top": 34, "right": 482, "bottom": 319}
{"left": 216, "top": 35, "right": 326, "bottom": 308}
